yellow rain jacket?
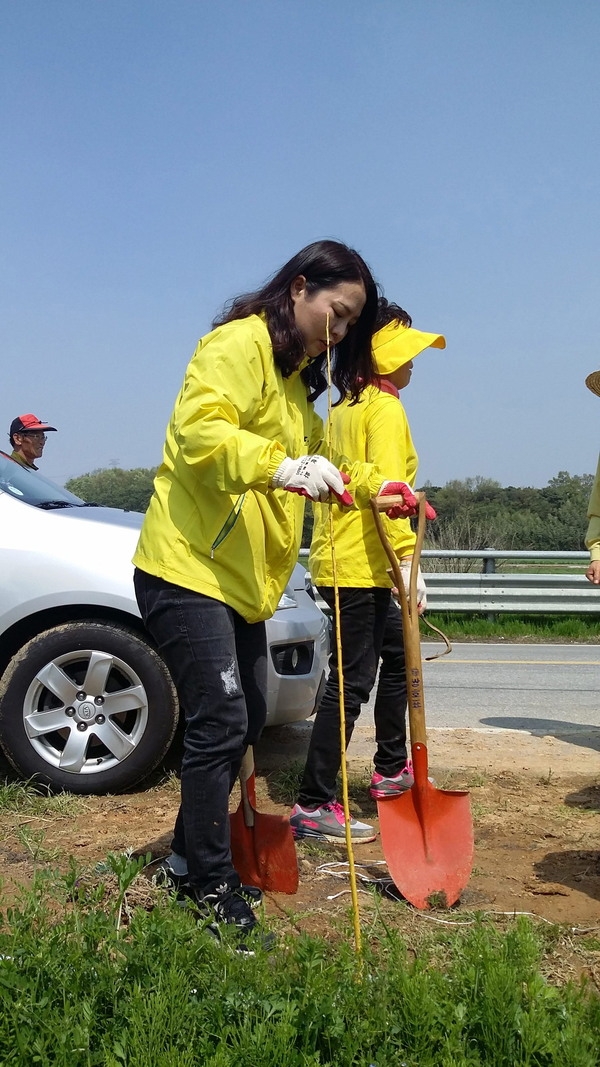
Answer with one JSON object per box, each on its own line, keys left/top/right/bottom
{"left": 310, "top": 383, "right": 418, "bottom": 587}
{"left": 133, "top": 315, "right": 383, "bottom": 622}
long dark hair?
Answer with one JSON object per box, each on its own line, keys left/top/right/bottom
{"left": 213, "top": 240, "right": 378, "bottom": 402}
{"left": 375, "top": 297, "right": 412, "bottom": 330}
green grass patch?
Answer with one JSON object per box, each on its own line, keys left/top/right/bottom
{"left": 0, "top": 860, "right": 599, "bottom": 1065}
{"left": 269, "top": 762, "right": 376, "bottom": 813}
{"left": 268, "top": 760, "right": 305, "bottom": 806}
{"left": 0, "top": 777, "right": 88, "bottom": 817}
{"left": 424, "top": 613, "right": 600, "bottom": 643}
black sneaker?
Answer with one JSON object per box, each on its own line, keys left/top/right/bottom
{"left": 192, "top": 880, "right": 275, "bottom": 955}
{"left": 152, "top": 859, "right": 263, "bottom": 909}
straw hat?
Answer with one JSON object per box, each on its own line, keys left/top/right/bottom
{"left": 585, "top": 372, "right": 600, "bottom": 397}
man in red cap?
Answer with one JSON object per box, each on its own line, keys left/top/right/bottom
{"left": 9, "top": 414, "right": 57, "bottom": 471}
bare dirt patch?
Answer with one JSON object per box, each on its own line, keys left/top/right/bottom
{"left": 1, "top": 724, "right": 598, "bottom": 940}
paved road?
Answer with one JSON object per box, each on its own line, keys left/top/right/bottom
{"left": 364, "top": 642, "right": 600, "bottom": 735}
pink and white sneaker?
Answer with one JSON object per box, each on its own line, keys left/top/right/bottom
{"left": 290, "top": 800, "right": 376, "bottom": 842}
{"left": 369, "top": 761, "right": 415, "bottom": 799}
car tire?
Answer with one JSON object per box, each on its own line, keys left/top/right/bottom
{"left": 0, "top": 621, "right": 179, "bottom": 794}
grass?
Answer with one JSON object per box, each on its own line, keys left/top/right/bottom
{"left": 424, "top": 612, "right": 600, "bottom": 643}
{"left": 13, "top": 826, "right": 61, "bottom": 865}
{"left": 307, "top": 573, "right": 600, "bottom": 643}
{"left": 269, "top": 761, "right": 380, "bottom": 813}
{"left": 268, "top": 760, "right": 304, "bottom": 805}
{"left": 0, "top": 777, "right": 88, "bottom": 817}
{"left": 0, "top": 860, "right": 598, "bottom": 1066}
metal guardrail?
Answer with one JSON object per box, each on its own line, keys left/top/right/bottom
{"left": 299, "top": 549, "right": 600, "bottom": 614}
{"left": 422, "top": 572, "right": 599, "bottom": 613}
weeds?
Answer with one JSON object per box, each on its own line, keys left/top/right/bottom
{"left": 97, "top": 851, "right": 153, "bottom": 927}
{"left": 269, "top": 761, "right": 375, "bottom": 813}
{"left": 467, "top": 770, "right": 489, "bottom": 788}
{"left": 0, "top": 777, "right": 87, "bottom": 817}
{"left": 0, "top": 877, "right": 598, "bottom": 1066}
{"left": 268, "top": 760, "right": 304, "bottom": 805}
{"left": 538, "top": 768, "right": 555, "bottom": 785}
{"left": 425, "top": 612, "right": 600, "bottom": 643}
{"left": 14, "top": 826, "right": 60, "bottom": 865}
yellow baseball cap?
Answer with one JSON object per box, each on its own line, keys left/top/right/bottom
{"left": 372, "top": 321, "right": 446, "bottom": 376}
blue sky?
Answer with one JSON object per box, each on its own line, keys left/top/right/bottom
{"left": 2, "top": 1, "right": 599, "bottom": 489}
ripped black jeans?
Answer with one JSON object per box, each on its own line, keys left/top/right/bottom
{"left": 134, "top": 569, "right": 267, "bottom": 893}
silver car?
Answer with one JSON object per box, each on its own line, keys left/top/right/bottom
{"left": 0, "top": 451, "right": 327, "bottom": 794}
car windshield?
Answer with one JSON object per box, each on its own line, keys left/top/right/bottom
{"left": 0, "top": 451, "right": 87, "bottom": 509}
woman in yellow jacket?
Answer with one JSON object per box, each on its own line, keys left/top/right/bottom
{"left": 291, "top": 299, "right": 445, "bottom": 842}
{"left": 132, "top": 240, "right": 404, "bottom": 947}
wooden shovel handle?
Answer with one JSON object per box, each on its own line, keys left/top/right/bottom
{"left": 370, "top": 493, "right": 419, "bottom": 512}
{"left": 239, "top": 747, "right": 255, "bottom": 827}
{"left": 370, "top": 493, "right": 428, "bottom": 746}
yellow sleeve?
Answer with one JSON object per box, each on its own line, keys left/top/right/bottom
{"left": 360, "top": 395, "right": 417, "bottom": 557}
{"left": 311, "top": 402, "right": 385, "bottom": 506}
{"left": 170, "top": 325, "right": 286, "bottom": 493}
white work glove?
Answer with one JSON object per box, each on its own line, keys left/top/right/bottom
{"left": 399, "top": 558, "right": 427, "bottom": 614}
{"left": 271, "top": 455, "right": 353, "bottom": 504}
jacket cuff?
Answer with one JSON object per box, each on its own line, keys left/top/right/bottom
{"left": 267, "top": 447, "right": 288, "bottom": 481}
{"left": 589, "top": 541, "right": 600, "bottom": 562}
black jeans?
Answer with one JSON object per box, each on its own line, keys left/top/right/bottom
{"left": 298, "top": 586, "right": 391, "bottom": 809}
{"left": 373, "top": 598, "right": 408, "bottom": 775}
{"left": 134, "top": 569, "right": 267, "bottom": 894}
{"left": 298, "top": 588, "right": 409, "bottom": 808}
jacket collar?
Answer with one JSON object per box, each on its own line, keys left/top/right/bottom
{"left": 374, "top": 377, "right": 399, "bottom": 398}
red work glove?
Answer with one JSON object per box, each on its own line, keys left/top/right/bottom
{"left": 379, "top": 481, "right": 418, "bottom": 519}
{"left": 379, "top": 481, "right": 437, "bottom": 520}
{"left": 336, "top": 471, "right": 354, "bottom": 506}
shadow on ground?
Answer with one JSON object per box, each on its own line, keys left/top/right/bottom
{"left": 564, "top": 782, "right": 600, "bottom": 811}
{"left": 534, "top": 850, "right": 600, "bottom": 903}
{"left": 254, "top": 722, "right": 312, "bottom": 772}
{"left": 479, "top": 716, "right": 600, "bottom": 753}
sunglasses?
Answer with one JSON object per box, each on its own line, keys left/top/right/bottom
{"left": 20, "top": 432, "right": 47, "bottom": 441}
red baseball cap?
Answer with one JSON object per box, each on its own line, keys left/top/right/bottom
{"left": 10, "top": 414, "right": 57, "bottom": 436}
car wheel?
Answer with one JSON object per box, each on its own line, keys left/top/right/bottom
{"left": 0, "top": 622, "right": 178, "bottom": 794}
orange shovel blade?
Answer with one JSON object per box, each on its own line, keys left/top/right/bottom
{"left": 252, "top": 810, "right": 299, "bottom": 894}
{"left": 229, "top": 784, "right": 298, "bottom": 895}
{"left": 377, "top": 745, "right": 474, "bottom": 910}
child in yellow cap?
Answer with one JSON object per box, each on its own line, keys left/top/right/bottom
{"left": 290, "top": 298, "right": 445, "bottom": 842}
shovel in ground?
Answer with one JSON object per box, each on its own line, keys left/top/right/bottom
{"left": 369, "top": 493, "right": 474, "bottom": 909}
{"left": 229, "top": 746, "right": 298, "bottom": 894}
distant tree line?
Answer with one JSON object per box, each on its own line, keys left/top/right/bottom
{"left": 424, "top": 472, "right": 593, "bottom": 555}
{"left": 66, "top": 466, "right": 594, "bottom": 554}
{"left": 66, "top": 467, "right": 158, "bottom": 513}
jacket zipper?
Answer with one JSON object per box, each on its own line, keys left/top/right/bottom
{"left": 210, "top": 495, "right": 245, "bottom": 558}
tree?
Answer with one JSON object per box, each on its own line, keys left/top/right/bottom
{"left": 64, "top": 467, "right": 595, "bottom": 553}
{"left": 65, "top": 467, "right": 158, "bottom": 512}
{"left": 422, "top": 471, "right": 593, "bottom": 554}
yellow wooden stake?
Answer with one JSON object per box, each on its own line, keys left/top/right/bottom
{"left": 325, "top": 313, "right": 362, "bottom": 956}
